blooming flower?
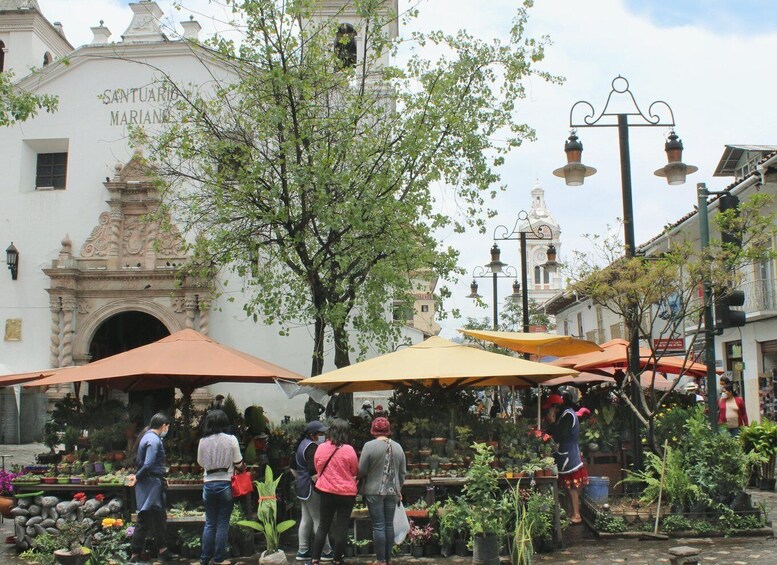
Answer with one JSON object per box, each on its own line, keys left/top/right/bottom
{"left": 114, "top": 519, "right": 124, "bottom": 527}
{"left": 125, "top": 526, "right": 135, "bottom": 538}
{"left": 102, "top": 518, "right": 116, "bottom": 528}
{"left": 95, "top": 494, "right": 105, "bottom": 502}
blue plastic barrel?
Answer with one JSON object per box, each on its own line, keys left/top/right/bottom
{"left": 585, "top": 476, "right": 610, "bottom": 504}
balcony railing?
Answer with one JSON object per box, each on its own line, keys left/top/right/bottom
{"left": 738, "top": 278, "right": 777, "bottom": 313}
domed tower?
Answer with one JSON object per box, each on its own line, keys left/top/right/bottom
{"left": 522, "top": 181, "right": 563, "bottom": 308}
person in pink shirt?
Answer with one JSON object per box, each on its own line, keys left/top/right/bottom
{"left": 311, "top": 419, "right": 358, "bottom": 565}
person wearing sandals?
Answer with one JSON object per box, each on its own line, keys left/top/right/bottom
{"left": 310, "top": 419, "right": 358, "bottom": 565}
{"left": 357, "top": 418, "right": 406, "bottom": 565}
{"left": 543, "top": 392, "right": 588, "bottom": 524}
{"left": 197, "top": 409, "right": 244, "bottom": 565}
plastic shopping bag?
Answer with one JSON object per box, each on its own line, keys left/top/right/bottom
{"left": 393, "top": 501, "right": 410, "bottom": 545}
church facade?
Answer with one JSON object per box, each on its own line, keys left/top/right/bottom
{"left": 0, "top": 0, "right": 422, "bottom": 437}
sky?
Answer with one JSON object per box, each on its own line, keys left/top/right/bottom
{"left": 37, "top": 0, "right": 777, "bottom": 338}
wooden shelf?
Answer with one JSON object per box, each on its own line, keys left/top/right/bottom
{"left": 15, "top": 483, "right": 127, "bottom": 492}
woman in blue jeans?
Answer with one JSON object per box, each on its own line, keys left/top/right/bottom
{"left": 357, "top": 418, "right": 406, "bottom": 565}
{"left": 197, "top": 409, "right": 244, "bottom": 565}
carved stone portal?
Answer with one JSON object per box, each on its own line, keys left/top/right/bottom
{"left": 44, "top": 152, "right": 212, "bottom": 393}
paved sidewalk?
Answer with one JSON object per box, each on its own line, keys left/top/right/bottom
{"left": 0, "top": 443, "right": 46, "bottom": 470}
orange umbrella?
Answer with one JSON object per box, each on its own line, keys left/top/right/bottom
{"left": 0, "top": 367, "right": 73, "bottom": 387}
{"left": 458, "top": 330, "right": 603, "bottom": 357}
{"left": 22, "top": 329, "right": 303, "bottom": 392}
{"left": 550, "top": 338, "right": 713, "bottom": 378}
{"left": 542, "top": 372, "right": 616, "bottom": 388}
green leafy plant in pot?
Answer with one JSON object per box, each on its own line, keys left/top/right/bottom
{"left": 238, "top": 466, "right": 296, "bottom": 564}
{"left": 463, "top": 443, "right": 508, "bottom": 565}
{"left": 740, "top": 419, "right": 777, "bottom": 489}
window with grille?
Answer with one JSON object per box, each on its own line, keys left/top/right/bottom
{"left": 36, "top": 152, "right": 68, "bottom": 189}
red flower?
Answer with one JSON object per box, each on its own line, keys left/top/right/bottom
{"left": 73, "top": 492, "right": 86, "bottom": 502}
{"left": 95, "top": 494, "right": 105, "bottom": 502}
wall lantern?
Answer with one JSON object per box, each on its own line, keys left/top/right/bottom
{"left": 6, "top": 242, "right": 19, "bottom": 280}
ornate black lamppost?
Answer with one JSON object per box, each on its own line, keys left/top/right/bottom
{"left": 467, "top": 244, "right": 520, "bottom": 330}
{"left": 493, "top": 210, "right": 556, "bottom": 334}
{"left": 553, "top": 76, "right": 697, "bottom": 468}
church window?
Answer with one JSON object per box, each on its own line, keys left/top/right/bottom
{"left": 335, "top": 23, "right": 357, "bottom": 68}
{"left": 43, "top": 52, "right": 52, "bottom": 66}
{"left": 36, "top": 152, "right": 68, "bottom": 189}
{"left": 534, "top": 265, "right": 541, "bottom": 285}
{"left": 0, "top": 41, "right": 5, "bottom": 72}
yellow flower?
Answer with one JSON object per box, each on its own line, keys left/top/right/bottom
{"left": 102, "top": 518, "right": 116, "bottom": 528}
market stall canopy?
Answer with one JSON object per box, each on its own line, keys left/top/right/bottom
{"left": 0, "top": 367, "right": 77, "bottom": 387}
{"left": 549, "top": 338, "right": 715, "bottom": 378}
{"left": 301, "top": 336, "right": 579, "bottom": 393}
{"left": 22, "top": 329, "right": 304, "bottom": 392}
{"left": 542, "top": 372, "right": 616, "bottom": 388}
{"left": 459, "top": 330, "right": 603, "bottom": 357}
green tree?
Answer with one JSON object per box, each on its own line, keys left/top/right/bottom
{"left": 0, "top": 71, "right": 58, "bottom": 127}
{"left": 141, "top": 0, "right": 557, "bottom": 415}
{"left": 566, "top": 194, "right": 776, "bottom": 452}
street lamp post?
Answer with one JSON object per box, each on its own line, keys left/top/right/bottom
{"left": 553, "top": 76, "right": 697, "bottom": 469}
{"left": 494, "top": 210, "right": 556, "bottom": 334}
{"left": 467, "top": 244, "right": 519, "bottom": 330}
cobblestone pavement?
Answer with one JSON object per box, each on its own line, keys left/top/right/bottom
{"left": 2, "top": 444, "right": 777, "bottom": 564}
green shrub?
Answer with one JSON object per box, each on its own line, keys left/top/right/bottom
{"left": 660, "top": 514, "right": 692, "bottom": 532}
{"left": 593, "top": 512, "right": 626, "bottom": 533}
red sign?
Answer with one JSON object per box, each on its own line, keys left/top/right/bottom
{"left": 653, "top": 338, "right": 685, "bottom": 353}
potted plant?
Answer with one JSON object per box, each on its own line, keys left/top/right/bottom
{"left": 0, "top": 469, "right": 19, "bottom": 517}
{"left": 463, "top": 443, "right": 508, "bottom": 565}
{"left": 52, "top": 521, "right": 92, "bottom": 565}
{"left": 407, "top": 521, "right": 428, "bottom": 557}
{"left": 439, "top": 498, "right": 470, "bottom": 557}
{"left": 740, "top": 419, "right": 777, "bottom": 490}
{"left": 237, "top": 466, "right": 296, "bottom": 564}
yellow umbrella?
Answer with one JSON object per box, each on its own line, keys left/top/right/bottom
{"left": 459, "top": 330, "right": 602, "bottom": 427}
{"left": 458, "top": 330, "right": 603, "bottom": 357}
{"left": 301, "top": 336, "right": 578, "bottom": 393}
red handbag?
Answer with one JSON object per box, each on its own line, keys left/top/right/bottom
{"left": 232, "top": 469, "right": 253, "bottom": 498}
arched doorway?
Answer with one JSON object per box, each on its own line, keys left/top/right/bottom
{"left": 88, "top": 311, "right": 172, "bottom": 426}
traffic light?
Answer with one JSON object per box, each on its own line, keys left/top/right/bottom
{"left": 718, "top": 192, "right": 741, "bottom": 247}
{"left": 715, "top": 287, "right": 746, "bottom": 330}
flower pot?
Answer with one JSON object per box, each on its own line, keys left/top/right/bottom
{"left": 472, "top": 533, "right": 500, "bottom": 565}
{"left": 113, "top": 451, "right": 125, "bottom": 462}
{"left": 57, "top": 477, "right": 70, "bottom": 484}
{"left": 0, "top": 495, "right": 13, "bottom": 518}
{"left": 53, "top": 549, "right": 91, "bottom": 565}
{"left": 454, "top": 539, "right": 469, "bottom": 557}
{"left": 344, "top": 546, "right": 355, "bottom": 558}
{"left": 70, "top": 477, "right": 82, "bottom": 484}
{"left": 93, "top": 463, "right": 104, "bottom": 474}
{"left": 42, "top": 477, "right": 58, "bottom": 484}
{"left": 424, "top": 542, "right": 440, "bottom": 557}
{"left": 410, "top": 545, "right": 424, "bottom": 557}
{"left": 759, "top": 478, "right": 776, "bottom": 491}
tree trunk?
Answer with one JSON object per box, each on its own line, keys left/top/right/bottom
{"left": 311, "top": 315, "right": 326, "bottom": 377}
{"left": 332, "top": 323, "right": 353, "bottom": 419}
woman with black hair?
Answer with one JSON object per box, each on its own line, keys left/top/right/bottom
{"left": 543, "top": 392, "right": 588, "bottom": 524}
{"left": 128, "top": 412, "right": 174, "bottom": 563}
{"left": 197, "top": 409, "right": 244, "bottom": 565}
{"left": 311, "top": 419, "right": 358, "bottom": 565}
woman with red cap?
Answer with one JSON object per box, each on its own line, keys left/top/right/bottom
{"left": 358, "top": 417, "right": 407, "bottom": 565}
{"left": 543, "top": 392, "right": 588, "bottom": 524}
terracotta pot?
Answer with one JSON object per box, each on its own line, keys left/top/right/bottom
{"left": 63, "top": 454, "right": 77, "bottom": 464}
{"left": 53, "top": 549, "right": 91, "bottom": 565}
{"left": 0, "top": 496, "right": 13, "bottom": 518}
{"left": 42, "top": 477, "right": 58, "bottom": 484}
{"left": 113, "top": 451, "right": 125, "bottom": 462}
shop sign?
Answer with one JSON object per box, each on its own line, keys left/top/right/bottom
{"left": 653, "top": 338, "right": 685, "bottom": 353}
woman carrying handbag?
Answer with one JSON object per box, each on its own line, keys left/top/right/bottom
{"left": 357, "top": 418, "right": 406, "bottom": 565}
{"left": 197, "top": 409, "right": 245, "bottom": 565}
{"left": 310, "top": 419, "right": 358, "bottom": 565}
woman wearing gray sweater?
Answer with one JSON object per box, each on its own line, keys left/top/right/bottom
{"left": 357, "top": 417, "right": 406, "bottom": 565}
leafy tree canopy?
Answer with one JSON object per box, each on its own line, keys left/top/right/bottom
{"left": 141, "top": 0, "right": 558, "bottom": 381}
{"left": 0, "top": 70, "right": 58, "bottom": 126}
